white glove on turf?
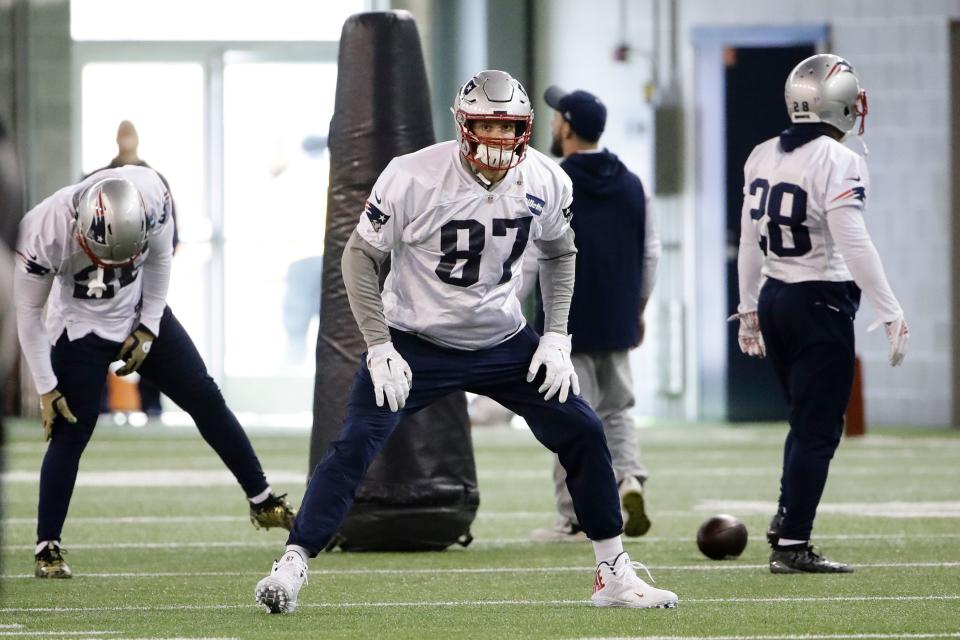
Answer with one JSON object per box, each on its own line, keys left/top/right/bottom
{"left": 526, "top": 332, "right": 580, "bottom": 403}
{"left": 366, "top": 341, "right": 413, "bottom": 412}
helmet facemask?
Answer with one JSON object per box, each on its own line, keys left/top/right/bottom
{"left": 452, "top": 70, "right": 534, "bottom": 173}
{"left": 853, "top": 89, "right": 868, "bottom": 136}
{"left": 455, "top": 112, "right": 532, "bottom": 171}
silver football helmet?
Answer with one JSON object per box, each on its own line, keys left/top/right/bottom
{"left": 785, "top": 54, "right": 868, "bottom": 135}
{"left": 452, "top": 70, "right": 533, "bottom": 170}
{"left": 74, "top": 177, "right": 147, "bottom": 267}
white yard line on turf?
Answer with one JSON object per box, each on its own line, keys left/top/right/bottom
{"left": 6, "top": 535, "right": 960, "bottom": 550}
{"left": 1, "top": 515, "right": 248, "bottom": 525}
{"left": 2, "top": 561, "right": 958, "bottom": 580}
{"left": 696, "top": 500, "right": 960, "bottom": 518}
{"left": 0, "top": 632, "right": 120, "bottom": 637}
{"left": 0, "top": 470, "right": 307, "bottom": 487}
{"left": 0, "top": 512, "right": 960, "bottom": 528}
{"left": 1, "top": 595, "right": 959, "bottom": 614}
{"left": 571, "top": 634, "right": 960, "bottom": 640}
{"left": 3, "top": 466, "right": 958, "bottom": 486}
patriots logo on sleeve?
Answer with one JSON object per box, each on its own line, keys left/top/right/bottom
{"left": 525, "top": 193, "right": 545, "bottom": 216}
{"left": 16, "top": 251, "right": 51, "bottom": 276}
{"left": 830, "top": 186, "right": 866, "bottom": 204}
{"left": 157, "top": 190, "right": 171, "bottom": 226}
{"left": 365, "top": 200, "right": 391, "bottom": 233}
{"left": 561, "top": 205, "right": 573, "bottom": 221}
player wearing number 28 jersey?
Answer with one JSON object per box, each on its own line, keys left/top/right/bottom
{"left": 735, "top": 54, "right": 908, "bottom": 574}
{"left": 254, "top": 70, "right": 677, "bottom": 614}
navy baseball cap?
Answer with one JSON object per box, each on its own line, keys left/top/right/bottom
{"left": 544, "top": 86, "right": 607, "bottom": 142}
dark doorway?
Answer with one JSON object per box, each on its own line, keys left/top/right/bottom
{"left": 724, "top": 45, "right": 813, "bottom": 422}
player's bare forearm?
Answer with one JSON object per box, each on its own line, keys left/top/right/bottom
{"left": 341, "top": 229, "right": 392, "bottom": 348}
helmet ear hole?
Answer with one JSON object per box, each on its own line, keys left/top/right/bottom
{"left": 843, "top": 107, "right": 850, "bottom": 116}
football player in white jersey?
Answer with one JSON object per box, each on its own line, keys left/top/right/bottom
{"left": 734, "top": 54, "right": 908, "bottom": 573}
{"left": 255, "top": 70, "right": 678, "bottom": 613}
{"left": 15, "top": 167, "right": 295, "bottom": 579}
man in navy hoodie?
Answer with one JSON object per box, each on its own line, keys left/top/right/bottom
{"left": 530, "top": 87, "right": 662, "bottom": 542}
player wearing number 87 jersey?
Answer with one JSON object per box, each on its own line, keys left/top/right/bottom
{"left": 254, "top": 70, "right": 677, "bottom": 614}
{"left": 16, "top": 166, "right": 295, "bottom": 579}
{"left": 735, "top": 54, "right": 908, "bottom": 574}
{"left": 357, "top": 121, "right": 571, "bottom": 350}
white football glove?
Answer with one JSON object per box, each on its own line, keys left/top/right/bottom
{"left": 870, "top": 316, "right": 909, "bottom": 367}
{"left": 729, "top": 310, "right": 766, "bottom": 358}
{"left": 366, "top": 341, "right": 413, "bottom": 412}
{"left": 526, "top": 332, "right": 580, "bottom": 403}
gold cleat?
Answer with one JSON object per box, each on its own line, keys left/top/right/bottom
{"left": 250, "top": 493, "right": 297, "bottom": 531}
{"left": 35, "top": 542, "right": 72, "bottom": 579}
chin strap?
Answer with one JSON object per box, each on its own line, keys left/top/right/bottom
{"left": 86, "top": 267, "right": 107, "bottom": 298}
{"left": 854, "top": 134, "right": 869, "bottom": 156}
{"left": 472, "top": 166, "right": 493, "bottom": 187}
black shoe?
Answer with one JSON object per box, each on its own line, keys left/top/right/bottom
{"left": 619, "top": 476, "right": 651, "bottom": 537}
{"left": 250, "top": 493, "right": 297, "bottom": 531}
{"left": 769, "top": 544, "right": 853, "bottom": 574}
{"left": 35, "top": 542, "right": 72, "bottom": 579}
{"left": 766, "top": 505, "right": 786, "bottom": 546}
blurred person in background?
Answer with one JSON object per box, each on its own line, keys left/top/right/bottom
{"left": 86, "top": 120, "right": 177, "bottom": 417}
{"left": 15, "top": 167, "right": 295, "bottom": 579}
{"left": 528, "top": 86, "right": 660, "bottom": 543}
{"left": 734, "top": 54, "right": 908, "bottom": 573}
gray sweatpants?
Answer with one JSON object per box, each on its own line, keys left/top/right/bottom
{"left": 553, "top": 349, "right": 648, "bottom": 526}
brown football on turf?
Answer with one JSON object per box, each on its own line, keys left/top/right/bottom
{"left": 697, "top": 514, "right": 748, "bottom": 560}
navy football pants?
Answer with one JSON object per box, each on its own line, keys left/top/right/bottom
{"left": 38, "top": 306, "right": 268, "bottom": 543}
{"left": 288, "top": 326, "right": 622, "bottom": 555}
{"left": 758, "top": 279, "right": 857, "bottom": 542}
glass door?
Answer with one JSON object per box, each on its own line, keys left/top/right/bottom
{"left": 80, "top": 62, "right": 212, "bottom": 360}
{"left": 221, "top": 62, "right": 338, "bottom": 411}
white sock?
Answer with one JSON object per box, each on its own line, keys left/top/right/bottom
{"left": 284, "top": 545, "right": 309, "bottom": 564}
{"left": 777, "top": 537, "right": 807, "bottom": 547}
{"left": 592, "top": 536, "right": 624, "bottom": 565}
{"left": 248, "top": 487, "right": 272, "bottom": 504}
{"left": 35, "top": 540, "right": 58, "bottom": 555}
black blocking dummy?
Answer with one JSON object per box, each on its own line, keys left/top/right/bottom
{"left": 310, "top": 11, "right": 478, "bottom": 551}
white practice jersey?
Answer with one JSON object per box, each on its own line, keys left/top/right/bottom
{"left": 357, "top": 141, "right": 573, "bottom": 350}
{"left": 17, "top": 165, "right": 175, "bottom": 344}
{"left": 742, "top": 135, "right": 868, "bottom": 283}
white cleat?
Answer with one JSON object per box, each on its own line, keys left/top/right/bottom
{"left": 591, "top": 551, "right": 678, "bottom": 609}
{"left": 254, "top": 551, "right": 308, "bottom": 614}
